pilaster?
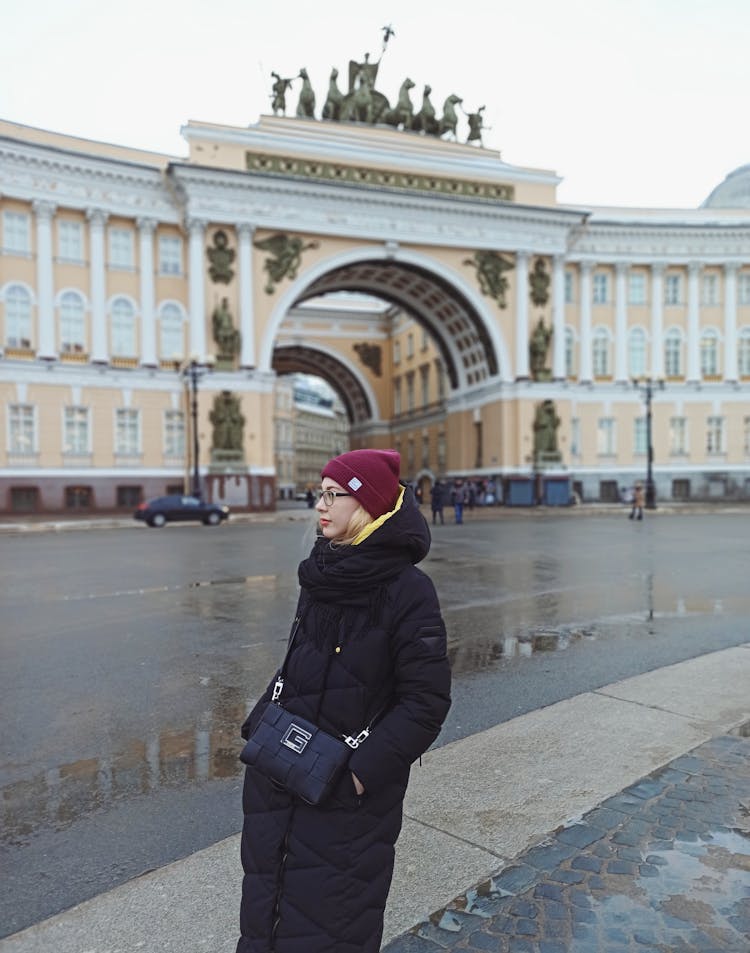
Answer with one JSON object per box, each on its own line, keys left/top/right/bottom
{"left": 687, "top": 262, "right": 701, "bottom": 383}
{"left": 515, "top": 250, "right": 530, "bottom": 379}
{"left": 552, "top": 255, "right": 566, "bottom": 380}
{"left": 650, "top": 263, "right": 665, "bottom": 379}
{"left": 614, "top": 262, "right": 629, "bottom": 383}
{"left": 237, "top": 223, "right": 256, "bottom": 368}
{"left": 187, "top": 218, "right": 208, "bottom": 358}
{"left": 579, "top": 261, "right": 594, "bottom": 383}
{"left": 137, "top": 217, "right": 158, "bottom": 366}
{"left": 87, "top": 208, "right": 109, "bottom": 363}
{"left": 723, "top": 261, "right": 739, "bottom": 382}
{"left": 32, "top": 200, "right": 57, "bottom": 360}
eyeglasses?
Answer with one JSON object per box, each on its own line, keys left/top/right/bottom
{"left": 317, "top": 489, "right": 353, "bottom": 506}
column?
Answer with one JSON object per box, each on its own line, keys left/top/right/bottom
{"left": 86, "top": 208, "right": 109, "bottom": 363}
{"left": 237, "top": 223, "right": 256, "bottom": 368}
{"left": 187, "top": 218, "right": 207, "bottom": 358}
{"left": 552, "top": 255, "right": 566, "bottom": 379}
{"left": 579, "top": 261, "right": 594, "bottom": 383}
{"left": 137, "top": 217, "right": 157, "bottom": 367}
{"left": 32, "top": 200, "right": 57, "bottom": 360}
{"left": 650, "top": 263, "right": 665, "bottom": 379}
{"left": 515, "top": 250, "right": 530, "bottom": 379}
{"left": 614, "top": 262, "right": 628, "bottom": 383}
{"left": 687, "top": 262, "right": 701, "bottom": 383}
{"left": 723, "top": 262, "right": 739, "bottom": 382}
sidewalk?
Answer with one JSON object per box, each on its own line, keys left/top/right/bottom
{"left": 1, "top": 645, "right": 748, "bottom": 953}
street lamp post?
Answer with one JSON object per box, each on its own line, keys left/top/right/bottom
{"left": 180, "top": 355, "right": 214, "bottom": 498}
{"left": 633, "top": 377, "right": 664, "bottom": 509}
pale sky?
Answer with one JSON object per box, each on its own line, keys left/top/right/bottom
{"left": 3, "top": 0, "right": 747, "bottom": 210}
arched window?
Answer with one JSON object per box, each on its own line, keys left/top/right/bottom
{"left": 5, "top": 284, "right": 32, "bottom": 348}
{"left": 111, "top": 297, "right": 136, "bottom": 357}
{"left": 564, "top": 327, "right": 575, "bottom": 377}
{"left": 739, "top": 328, "right": 750, "bottom": 377}
{"left": 60, "top": 291, "right": 86, "bottom": 352}
{"left": 628, "top": 328, "right": 647, "bottom": 377}
{"left": 700, "top": 329, "right": 720, "bottom": 377}
{"left": 159, "top": 303, "right": 184, "bottom": 359}
{"left": 592, "top": 328, "right": 610, "bottom": 377}
{"left": 664, "top": 329, "right": 682, "bottom": 377}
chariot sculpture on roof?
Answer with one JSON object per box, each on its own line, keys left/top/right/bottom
{"left": 267, "top": 25, "right": 489, "bottom": 147}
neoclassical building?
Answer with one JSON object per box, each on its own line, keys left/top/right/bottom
{"left": 1, "top": 111, "right": 749, "bottom": 513}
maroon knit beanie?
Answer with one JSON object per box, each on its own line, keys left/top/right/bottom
{"left": 321, "top": 449, "right": 401, "bottom": 519}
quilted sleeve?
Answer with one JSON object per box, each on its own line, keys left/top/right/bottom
{"left": 348, "top": 571, "right": 451, "bottom": 795}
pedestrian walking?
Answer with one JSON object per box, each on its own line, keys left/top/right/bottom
{"left": 305, "top": 486, "right": 315, "bottom": 508}
{"left": 452, "top": 479, "right": 467, "bottom": 524}
{"left": 430, "top": 479, "right": 445, "bottom": 525}
{"left": 629, "top": 481, "right": 645, "bottom": 520}
{"left": 236, "top": 448, "right": 452, "bottom": 953}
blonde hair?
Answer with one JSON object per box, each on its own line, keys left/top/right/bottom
{"left": 330, "top": 503, "right": 373, "bottom": 547}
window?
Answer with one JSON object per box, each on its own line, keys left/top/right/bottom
{"left": 115, "top": 408, "right": 140, "bottom": 455}
{"left": 564, "top": 271, "right": 574, "bottom": 304}
{"left": 634, "top": 416, "right": 647, "bottom": 455}
{"left": 64, "top": 406, "right": 89, "bottom": 454}
{"left": 3, "top": 211, "right": 30, "bottom": 253}
{"left": 164, "top": 410, "right": 185, "bottom": 457}
{"left": 58, "top": 221, "right": 83, "bottom": 261}
{"left": 628, "top": 328, "right": 647, "bottom": 377}
{"left": 406, "top": 373, "right": 415, "bottom": 412}
{"left": 407, "top": 438, "right": 415, "bottom": 472}
{"left": 111, "top": 297, "right": 137, "bottom": 356}
{"left": 700, "top": 330, "right": 719, "bottom": 377}
{"left": 5, "top": 285, "right": 32, "bottom": 348}
{"left": 739, "top": 329, "right": 750, "bottom": 376}
{"left": 664, "top": 329, "right": 682, "bottom": 376}
{"left": 9, "top": 404, "right": 35, "bottom": 453}
{"left": 570, "top": 417, "right": 580, "bottom": 456}
{"left": 706, "top": 416, "right": 724, "bottom": 454}
{"left": 420, "top": 365, "right": 429, "bottom": 406}
{"left": 59, "top": 291, "right": 86, "bottom": 352}
{"left": 665, "top": 274, "right": 681, "bottom": 305}
{"left": 739, "top": 274, "right": 750, "bottom": 306}
{"left": 628, "top": 273, "right": 646, "bottom": 305}
{"left": 10, "top": 487, "right": 39, "bottom": 513}
{"left": 437, "top": 432, "right": 446, "bottom": 470}
{"left": 158, "top": 236, "right": 182, "bottom": 275}
{"left": 421, "top": 327, "right": 429, "bottom": 351}
{"left": 564, "top": 328, "right": 575, "bottom": 377}
{"left": 422, "top": 433, "right": 430, "bottom": 467}
{"left": 435, "top": 359, "right": 445, "bottom": 400}
{"left": 406, "top": 333, "right": 414, "bottom": 359}
{"left": 744, "top": 417, "right": 750, "bottom": 456}
{"left": 393, "top": 378, "right": 401, "bottom": 415}
{"left": 592, "top": 273, "right": 608, "bottom": 304}
{"left": 592, "top": 328, "right": 610, "bottom": 376}
{"left": 702, "top": 274, "right": 718, "bottom": 306}
{"left": 116, "top": 486, "right": 142, "bottom": 507}
{"left": 65, "top": 485, "right": 92, "bottom": 509}
{"left": 109, "top": 228, "right": 134, "bottom": 268}
{"left": 669, "top": 417, "right": 687, "bottom": 455}
{"left": 393, "top": 340, "right": 401, "bottom": 365}
{"left": 159, "top": 303, "right": 184, "bottom": 359}
{"left": 597, "top": 417, "right": 615, "bottom": 455}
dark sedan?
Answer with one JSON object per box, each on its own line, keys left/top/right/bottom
{"left": 134, "top": 495, "right": 230, "bottom": 528}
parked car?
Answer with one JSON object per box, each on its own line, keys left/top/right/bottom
{"left": 134, "top": 495, "right": 230, "bottom": 528}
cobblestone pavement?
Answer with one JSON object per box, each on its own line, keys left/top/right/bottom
{"left": 384, "top": 733, "right": 750, "bottom": 953}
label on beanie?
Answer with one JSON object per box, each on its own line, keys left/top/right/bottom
{"left": 347, "top": 477, "right": 363, "bottom": 491}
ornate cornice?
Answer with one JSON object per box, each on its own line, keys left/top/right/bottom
{"left": 0, "top": 138, "right": 180, "bottom": 222}
{"left": 168, "top": 163, "right": 583, "bottom": 254}
{"left": 569, "top": 219, "right": 750, "bottom": 263}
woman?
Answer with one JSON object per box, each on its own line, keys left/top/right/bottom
{"left": 236, "top": 448, "right": 451, "bottom": 953}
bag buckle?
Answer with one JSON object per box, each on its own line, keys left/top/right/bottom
{"left": 344, "top": 728, "right": 370, "bottom": 749}
{"left": 271, "top": 677, "right": 284, "bottom": 702}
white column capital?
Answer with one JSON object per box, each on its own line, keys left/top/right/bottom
{"left": 650, "top": 261, "right": 667, "bottom": 275}
{"left": 136, "top": 216, "right": 158, "bottom": 234}
{"left": 86, "top": 208, "right": 109, "bottom": 227}
{"left": 579, "top": 260, "right": 596, "bottom": 275}
{"left": 186, "top": 217, "right": 209, "bottom": 235}
{"left": 32, "top": 200, "right": 57, "bottom": 221}
{"left": 615, "top": 261, "right": 630, "bottom": 276}
{"left": 236, "top": 223, "right": 255, "bottom": 238}
{"left": 723, "top": 260, "right": 742, "bottom": 275}
{"left": 687, "top": 260, "right": 703, "bottom": 276}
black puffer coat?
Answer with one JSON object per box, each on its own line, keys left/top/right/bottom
{"left": 236, "top": 486, "right": 451, "bottom": 953}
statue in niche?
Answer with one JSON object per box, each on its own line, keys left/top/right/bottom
{"left": 296, "top": 68, "right": 316, "bottom": 118}
{"left": 211, "top": 297, "right": 241, "bottom": 361}
{"left": 529, "top": 317, "right": 553, "bottom": 381}
{"left": 530, "top": 258, "right": 550, "bottom": 306}
{"left": 353, "top": 342, "right": 382, "bottom": 377}
{"left": 207, "top": 230, "right": 235, "bottom": 284}
{"left": 533, "top": 400, "right": 561, "bottom": 461}
{"left": 465, "top": 105, "right": 486, "bottom": 146}
{"left": 321, "top": 67, "right": 344, "bottom": 120}
{"left": 463, "top": 250, "right": 514, "bottom": 308}
{"left": 270, "top": 72, "right": 295, "bottom": 115}
{"left": 210, "top": 391, "right": 245, "bottom": 452}
{"left": 253, "top": 233, "right": 320, "bottom": 294}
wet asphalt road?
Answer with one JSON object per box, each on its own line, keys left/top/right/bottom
{"left": 1, "top": 511, "right": 749, "bottom": 937}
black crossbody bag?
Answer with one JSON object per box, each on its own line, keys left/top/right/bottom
{"left": 239, "top": 611, "right": 382, "bottom": 806}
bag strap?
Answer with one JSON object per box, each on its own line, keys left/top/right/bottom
{"left": 270, "top": 604, "right": 308, "bottom": 701}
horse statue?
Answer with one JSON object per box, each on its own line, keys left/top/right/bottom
{"left": 295, "top": 68, "right": 316, "bottom": 119}
{"left": 321, "top": 67, "right": 344, "bottom": 121}
{"left": 411, "top": 84, "right": 439, "bottom": 135}
{"left": 382, "top": 78, "right": 415, "bottom": 129}
{"left": 340, "top": 67, "right": 389, "bottom": 124}
{"left": 438, "top": 94, "right": 463, "bottom": 140}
